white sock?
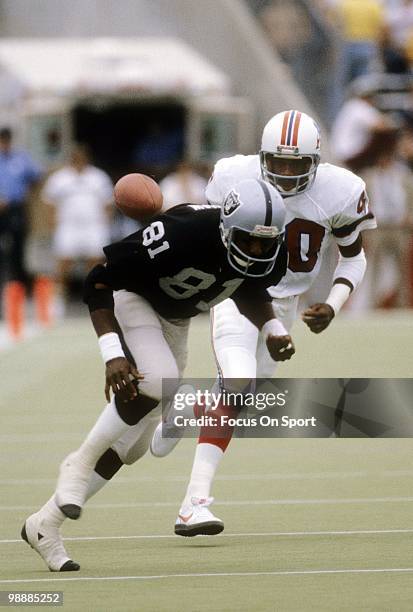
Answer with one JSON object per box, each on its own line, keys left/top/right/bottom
{"left": 85, "top": 471, "right": 109, "bottom": 500}
{"left": 38, "top": 495, "right": 66, "bottom": 529}
{"left": 75, "top": 399, "right": 130, "bottom": 468}
{"left": 38, "top": 469, "right": 111, "bottom": 530}
{"left": 181, "top": 443, "right": 224, "bottom": 510}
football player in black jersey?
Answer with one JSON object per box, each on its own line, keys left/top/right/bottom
{"left": 22, "top": 178, "right": 295, "bottom": 571}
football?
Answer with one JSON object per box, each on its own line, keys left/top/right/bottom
{"left": 114, "top": 173, "right": 163, "bottom": 220}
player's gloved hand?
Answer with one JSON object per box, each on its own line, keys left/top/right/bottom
{"left": 266, "top": 334, "right": 295, "bottom": 362}
{"left": 302, "top": 303, "right": 335, "bottom": 334}
{"left": 104, "top": 357, "right": 143, "bottom": 402}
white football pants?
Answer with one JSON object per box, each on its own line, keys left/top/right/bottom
{"left": 212, "top": 295, "right": 298, "bottom": 380}
{"left": 110, "top": 290, "right": 189, "bottom": 464}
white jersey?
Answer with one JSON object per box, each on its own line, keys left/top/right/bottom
{"left": 42, "top": 165, "right": 113, "bottom": 227}
{"left": 206, "top": 155, "right": 376, "bottom": 298}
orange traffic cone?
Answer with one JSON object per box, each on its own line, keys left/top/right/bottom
{"left": 33, "top": 276, "right": 54, "bottom": 326}
{"left": 3, "top": 281, "right": 26, "bottom": 340}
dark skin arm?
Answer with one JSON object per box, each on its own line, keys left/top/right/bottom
{"left": 91, "top": 284, "right": 143, "bottom": 402}
{"left": 235, "top": 298, "right": 295, "bottom": 362}
{"left": 302, "top": 236, "right": 362, "bottom": 334}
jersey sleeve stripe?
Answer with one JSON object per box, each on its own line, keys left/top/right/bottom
{"left": 332, "top": 212, "right": 375, "bottom": 238}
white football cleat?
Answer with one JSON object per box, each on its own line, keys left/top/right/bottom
{"left": 175, "top": 497, "right": 224, "bottom": 537}
{"left": 150, "top": 420, "right": 184, "bottom": 458}
{"left": 55, "top": 452, "right": 93, "bottom": 519}
{"left": 21, "top": 511, "right": 79, "bottom": 572}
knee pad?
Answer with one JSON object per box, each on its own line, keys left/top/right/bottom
{"left": 212, "top": 302, "right": 258, "bottom": 380}
{"left": 115, "top": 392, "right": 159, "bottom": 426}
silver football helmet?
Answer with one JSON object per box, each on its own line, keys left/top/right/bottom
{"left": 220, "top": 178, "right": 286, "bottom": 277}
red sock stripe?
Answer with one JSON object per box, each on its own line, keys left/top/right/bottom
{"left": 198, "top": 401, "right": 236, "bottom": 452}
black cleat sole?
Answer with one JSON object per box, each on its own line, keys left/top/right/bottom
{"left": 59, "top": 504, "right": 82, "bottom": 520}
{"left": 21, "top": 524, "right": 29, "bottom": 544}
{"left": 175, "top": 521, "right": 224, "bottom": 537}
{"left": 58, "top": 560, "right": 80, "bottom": 572}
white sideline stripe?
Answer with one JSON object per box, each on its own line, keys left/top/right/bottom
{"left": 2, "top": 469, "right": 413, "bottom": 486}
{"left": 2, "top": 496, "right": 413, "bottom": 512}
{"left": 0, "top": 471, "right": 369, "bottom": 485}
{"left": 1, "top": 568, "right": 413, "bottom": 584}
{"left": 2, "top": 527, "right": 413, "bottom": 545}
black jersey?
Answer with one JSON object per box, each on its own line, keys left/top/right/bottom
{"left": 84, "top": 204, "right": 288, "bottom": 320}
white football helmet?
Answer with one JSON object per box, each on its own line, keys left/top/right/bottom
{"left": 220, "top": 178, "right": 286, "bottom": 277}
{"left": 260, "top": 110, "right": 321, "bottom": 197}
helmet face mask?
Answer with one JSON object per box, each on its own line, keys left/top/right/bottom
{"left": 220, "top": 179, "right": 286, "bottom": 278}
{"left": 260, "top": 110, "right": 321, "bottom": 197}
{"left": 224, "top": 225, "right": 284, "bottom": 277}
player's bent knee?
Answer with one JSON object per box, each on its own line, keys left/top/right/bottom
{"left": 218, "top": 347, "right": 257, "bottom": 381}
{"left": 139, "top": 362, "right": 180, "bottom": 402}
{"left": 115, "top": 393, "right": 159, "bottom": 426}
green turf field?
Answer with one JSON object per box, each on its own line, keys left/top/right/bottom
{"left": 1, "top": 313, "right": 413, "bottom": 611}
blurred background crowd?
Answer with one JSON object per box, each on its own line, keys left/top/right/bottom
{"left": 0, "top": 0, "right": 412, "bottom": 338}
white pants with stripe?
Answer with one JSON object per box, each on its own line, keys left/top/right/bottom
{"left": 211, "top": 295, "right": 298, "bottom": 381}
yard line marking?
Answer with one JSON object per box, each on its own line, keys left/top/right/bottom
{"left": 0, "top": 471, "right": 370, "bottom": 485}
{"left": 1, "top": 568, "right": 413, "bottom": 584}
{"left": 2, "top": 496, "right": 413, "bottom": 512}
{"left": 3, "top": 469, "right": 413, "bottom": 486}
{"left": 2, "top": 528, "right": 413, "bottom": 544}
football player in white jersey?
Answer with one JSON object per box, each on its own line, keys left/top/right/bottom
{"left": 151, "top": 110, "right": 377, "bottom": 536}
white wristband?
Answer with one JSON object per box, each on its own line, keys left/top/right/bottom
{"left": 325, "top": 283, "right": 351, "bottom": 316}
{"left": 261, "top": 318, "right": 288, "bottom": 338}
{"left": 98, "top": 332, "right": 125, "bottom": 363}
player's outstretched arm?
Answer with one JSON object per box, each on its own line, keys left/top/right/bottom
{"left": 84, "top": 266, "right": 143, "bottom": 402}
{"left": 91, "top": 307, "right": 142, "bottom": 403}
{"left": 302, "top": 235, "right": 367, "bottom": 334}
{"left": 235, "top": 298, "right": 295, "bottom": 362}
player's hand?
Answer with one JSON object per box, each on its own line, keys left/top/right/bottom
{"left": 266, "top": 334, "right": 295, "bottom": 361}
{"left": 104, "top": 357, "right": 143, "bottom": 402}
{"left": 302, "top": 303, "right": 335, "bottom": 334}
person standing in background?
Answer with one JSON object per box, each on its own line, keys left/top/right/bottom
{"left": 330, "top": 76, "right": 398, "bottom": 174}
{"left": 41, "top": 144, "right": 113, "bottom": 315}
{"left": 360, "top": 144, "right": 413, "bottom": 309}
{"left": 333, "top": 0, "right": 386, "bottom": 84}
{"left": 0, "top": 127, "right": 42, "bottom": 289}
{"left": 159, "top": 160, "right": 208, "bottom": 209}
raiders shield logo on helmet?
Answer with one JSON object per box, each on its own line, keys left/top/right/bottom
{"left": 223, "top": 190, "right": 241, "bottom": 216}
